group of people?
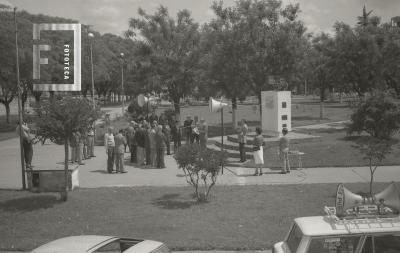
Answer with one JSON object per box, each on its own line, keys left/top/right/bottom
{"left": 69, "top": 127, "right": 96, "bottom": 165}
{"left": 236, "top": 119, "right": 291, "bottom": 176}
{"left": 104, "top": 113, "right": 175, "bottom": 173}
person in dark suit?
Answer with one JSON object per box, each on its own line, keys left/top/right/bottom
{"left": 114, "top": 129, "right": 127, "bottom": 173}
{"left": 162, "top": 123, "right": 171, "bottom": 155}
{"left": 183, "top": 116, "right": 193, "bottom": 144}
{"left": 127, "top": 122, "right": 137, "bottom": 163}
{"left": 155, "top": 125, "right": 166, "bottom": 168}
{"left": 148, "top": 111, "right": 158, "bottom": 124}
{"left": 135, "top": 124, "right": 146, "bottom": 165}
{"left": 171, "top": 120, "right": 181, "bottom": 153}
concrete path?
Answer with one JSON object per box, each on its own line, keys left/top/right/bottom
{"left": 1, "top": 251, "right": 270, "bottom": 253}
{"left": 1, "top": 136, "right": 400, "bottom": 190}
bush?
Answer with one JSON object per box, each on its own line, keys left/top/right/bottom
{"left": 174, "top": 144, "right": 227, "bottom": 202}
{"left": 347, "top": 92, "right": 400, "bottom": 139}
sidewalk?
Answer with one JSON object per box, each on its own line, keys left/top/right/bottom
{"left": 1, "top": 136, "right": 400, "bottom": 190}
{"left": 1, "top": 251, "right": 270, "bottom": 253}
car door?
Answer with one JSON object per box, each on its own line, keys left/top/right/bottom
{"left": 359, "top": 233, "right": 400, "bottom": 253}
{"left": 304, "top": 235, "right": 363, "bottom": 253}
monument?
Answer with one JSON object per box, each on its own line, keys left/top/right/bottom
{"left": 261, "top": 91, "right": 291, "bottom": 136}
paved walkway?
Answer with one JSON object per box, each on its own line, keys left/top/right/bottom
{"left": 1, "top": 135, "right": 400, "bottom": 189}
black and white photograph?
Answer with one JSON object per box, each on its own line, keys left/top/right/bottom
{"left": 1, "top": 0, "right": 400, "bottom": 252}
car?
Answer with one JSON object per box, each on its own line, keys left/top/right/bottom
{"left": 273, "top": 183, "right": 400, "bottom": 253}
{"left": 31, "top": 236, "right": 171, "bottom": 253}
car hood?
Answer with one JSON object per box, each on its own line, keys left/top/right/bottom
{"left": 31, "top": 235, "right": 117, "bottom": 253}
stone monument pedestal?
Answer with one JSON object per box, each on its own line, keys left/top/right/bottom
{"left": 261, "top": 91, "right": 291, "bottom": 136}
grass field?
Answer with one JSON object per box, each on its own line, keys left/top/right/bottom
{"left": 0, "top": 182, "right": 396, "bottom": 251}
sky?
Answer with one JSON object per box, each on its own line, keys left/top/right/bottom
{"left": 2, "top": 0, "right": 400, "bottom": 36}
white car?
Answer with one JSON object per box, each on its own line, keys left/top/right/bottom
{"left": 31, "top": 236, "right": 171, "bottom": 253}
{"left": 274, "top": 183, "right": 400, "bottom": 253}
{"left": 273, "top": 215, "right": 400, "bottom": 253}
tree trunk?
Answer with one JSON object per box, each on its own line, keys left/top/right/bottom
{"left": 369, "top": 161, "right": 373, "bottom": 197}
{"left": 320, "top": 87, "right": 325, "bottom": 120}
{"left": 258, "top": 92, "right": 262, "bottom": 123}
{"left": 33, "top": 91, "right": 42, "bottom": 103}
{"left": 319, "top": 101, "right": 324, "bottom": 120}
{"left": 61, "top": 139, "right": 69, "bottom": 201}
{"left": 173, "top": 98, "right": 181, "bottom": 123}
{"left": 231, "top": 97, "right": 238, "bottom": 128}
{"left": 5, "top": 103, "right": 11, "bottom": 124}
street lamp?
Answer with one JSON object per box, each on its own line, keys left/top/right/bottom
{"left": 120, "top": 52, "right": 125, "bottom": 116}
{"left": 88, "top": 32, "right": 95, "bottom": 108}
{"left": 0, "top": 4, "right": 26, "bottom": 189}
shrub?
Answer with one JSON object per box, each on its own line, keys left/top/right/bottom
{"left": 347, "top": 92, "right": 400, "bottom": 139}
{"left": 174, "top": 144, "right": 227, "bottom": 202}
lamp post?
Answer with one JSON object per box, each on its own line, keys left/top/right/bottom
{"left": 120, "top": 52, "right": 125, "bottom": 116}
{"left": 88, "top": 32, "right": 95, "bottom": 108}
{"left": 88, "top": 32, "right": 96, "bottom": 154}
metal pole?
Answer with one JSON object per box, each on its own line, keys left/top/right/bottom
{"left": 121, "top": 61, "right": 124, "bottom": 116}
{"left": 221, "top": 107, "right": 224, "bottom": 175}
{"left": 14, "top": 7, "right": 26, "bottom": 190}
{"left": 89, "top": 39, "right": 96, "bottom": 152}
{"left": 90, "top": 41, "right": 95, "bottom": 107}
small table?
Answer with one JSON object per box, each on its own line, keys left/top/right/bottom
{"left": 289, "top": 150, "right": 305, "bottom": 170}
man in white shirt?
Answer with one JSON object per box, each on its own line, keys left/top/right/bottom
{"left": 16, "top": 121, "right": 34, "bottom": 169}
{"left": 104, "top": 127, "right": 115, "bottom": 173}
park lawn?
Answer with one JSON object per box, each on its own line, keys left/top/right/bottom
{"left": 261, "top": 128, "right": 400, "bottom": 169}
{"left": 0, "top": 182, "right": 397, "bottom": 251}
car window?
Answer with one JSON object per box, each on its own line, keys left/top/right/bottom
{"left": 286, "top": 224, "right": 303, "bottom": 253}
{"left": 94, "top": 241, "right": 121, "bottom": 253}
{"left": 307, "top": 236, "right": 361, "bottom": 253}
{"left": 374, "top": 234, "right": 400, "bottom": 253}
{"left": 360, "top": 236, "right": 373, "bottom": 253}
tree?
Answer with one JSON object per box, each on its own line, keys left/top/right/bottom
{"left": 348, "top": 91, "right": 400, "bottom": 196}
{"left": 348, "top": 91, "right": 400, "bottom": 139}
{"left": 200, "top": 3, "right": 252, "bottom": 127}
{"left": 126, "top": 6, "right": 201, "bottom": 121}
{"left": 353, "top": 137, "right": 394, "bottom": 196}
{"left": 208, "top": 0, "right": 307, "bottom": 121}
{"left": 174, "top": 144, "right": 227, "bottom": 202}
{"left": 33, "top": 96, "right": 100, "bottom": 201}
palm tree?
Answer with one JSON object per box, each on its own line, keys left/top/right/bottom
{"left": 357, "top": 5, "right": 373, "bottom": 27}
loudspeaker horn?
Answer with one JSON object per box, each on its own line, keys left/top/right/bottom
{"left": 209, "top": 97, "right": 228, "bottom": 112}
{"left": 335, "top": 182, "right": 400, "bottom": 217}
{"left": 375, "top": 182, "right": 400, "bottom": 213}
{"left": 336, "top": 183, "right": 364, "bottom": 217}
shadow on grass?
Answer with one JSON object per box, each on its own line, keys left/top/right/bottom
{"left": 152, "top": 193, "right": 197, "bottom": 210}
{"left": 0, "top": 195, "right": 60, "bottom": 212}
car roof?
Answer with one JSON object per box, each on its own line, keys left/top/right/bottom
{"left": 31, "top": 235, "right": 117, "bottom": 253}
{"left": 295, "top": 216, "right": 400, "bottom": 237}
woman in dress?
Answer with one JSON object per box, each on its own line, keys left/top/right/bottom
{"left": 253, "top": 127, "right": 264, "bottom": 176}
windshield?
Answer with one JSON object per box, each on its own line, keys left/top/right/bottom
{"left": 286, "top": 223, "right": 303, "bottom": 253}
